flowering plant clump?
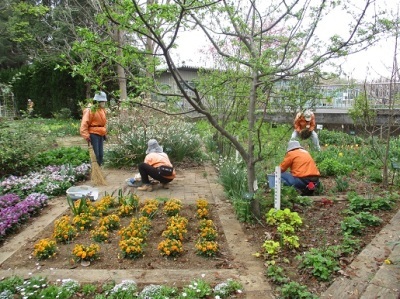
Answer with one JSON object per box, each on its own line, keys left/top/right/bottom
{"left": 167, "top": 215, "right": 188, "bottom": 228}
{"left": 213, "top": 279, "right": 243, "bottom": 298}
{"left": 162, "top": 198, "right": 182, "bottom": 216}
{"left": 0, "top": 193, "right": 49, "bottom": 240}
{"left": 90, "top": 196, "right": 114, "bottom": 216}
{"left": 98, "top": 214, "right": 120, "bottom": 230}
{"left": 198, "top": 219, "right": 215, "bottom": 230}
{"left": 109, "top": 280, "right": 137, "bottom": 296}
{"left": 157, "top": 238, "right": 184, "bottom": 257}
{"left": 58, "top": 279, "right": 80, "bottom": 296}
{"left": 196, "top": 199, "right": 209, "bottom": 209}
{"left": 199, "top": 226, "right": 218, "bottom": 241}
{"left": 195, "top": 240, "right": 219, "bottom": 257}
{"left": 117, "top": 204, "right": 134, "bottom": 217}
{"left": 119, "top": 237, "right": 146, "bottom": 259}
{"left": 33, "top": 238, "right": 58, "bottom": 260}
{"left": 0, "top": 193, "right": 21, "bottom": 209}
{"left": 139, "top": 284, "right": 177, "bottom": 298}
{"left": 162, "top": 215, "right": 189, "bottom": 240}
{"left": 133, "top": 216, "right": 152, "bottom": 230}
{"left": 90, "top": 225, "right": 109, "bottom": 243}
{"left": 52, "top": 215, "right": 78, "bottom": 243}
{"left": 23, "top": 193, "right": 49, "bottom": 214}
{"left": 181, "top": 279, "right": 212, "bottom": 298}
{"left": 96, "top": 195, "right": 116, "bottom": 209}
{"left": 0, "top": 164, "right": 90, "bottom": 197}
{"left": 72, "top": 243, "right": 100, "bottom": 262}
{"left": 140, "top": 199, "right": 159, "bottom": 218}
{"left": 118, "top": 221, "right": 149, "bottom": 241}
{"left": 73, "top": 213, "right": 95, "bottom": 231}
{"left": 196, "top": 199, "right": 210, "bottom": 219}
{"left": 162, "top": 224, "right": 187, "bottom": 241}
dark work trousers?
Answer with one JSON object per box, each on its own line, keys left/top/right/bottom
{"left": 138, "top": 162, "right": 173, "bottom": 185}
{"left": 90, "top": 133, "right": 104, "bottom": 166}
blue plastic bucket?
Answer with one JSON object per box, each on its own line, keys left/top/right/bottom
{"left": 268, "top": 174, "right": 275, "bottom": 189}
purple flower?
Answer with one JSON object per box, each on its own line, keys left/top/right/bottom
{"left": 0, "top": 194, "right": 21, "bottom": 209}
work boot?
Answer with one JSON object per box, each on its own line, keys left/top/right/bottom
{"left": 137, "top": 184, "right": 153, "bottom": 192}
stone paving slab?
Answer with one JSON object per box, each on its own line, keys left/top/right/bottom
{"left": 321, "top": 208, "right": 400, "bottom": 299}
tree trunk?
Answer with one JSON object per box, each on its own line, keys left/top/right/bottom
{"left": 248, "top": 71, "right": 261, "bottom": 219}
{"left": 115, "top": 28, "right": 127, "bottom": 101}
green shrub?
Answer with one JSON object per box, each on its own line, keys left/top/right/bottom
{"left": 340, "top": 233, "right": 361, "bottom": 255}
{"left": 356, "top": 212, "right": 382, "bottom": 226}
{"left": 265, "top": 265, "right": 289, "bottom": 285}
{"left": 341, "top": 215, "right": 365, "bottom": 235}
{"left": 0, "top": 127, "right": 53, "bottom": 177}
{"left": 0, "top": 276, "right": 23, "bottom": 294}
{"left": 296, "top": 246, "right": 340, "bottom": 281}
{"left": 318, "top": 158, "right": 352, "bottom": 176}
{"left": 52, "top": 108, "right": 72, "bottom": 120}
{"left": 319, "top": 129, "right": 363, "bottom": 146}
{"left": 279, "top": 281, "right": 318, "bottom": 299}
{"left": 217, "top": 157, "right": 247, "bottom": 199}
{"left": 33, "top": 146, "right": 89, "bottom": 168}
{"left": 105, "top": 109, "right": 204, "bottom": 167}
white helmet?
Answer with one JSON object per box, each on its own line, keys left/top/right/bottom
{"left": 93, "top": 91, "right": 107, "bottom": 102}
{"left": 303, "top": 110, "right": 312, "bottom": 121}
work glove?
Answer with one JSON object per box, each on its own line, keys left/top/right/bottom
{"left": 103, "top": 135, "right": 107, "bottom": 142}
{"left": 85, "top": 137, "right": 91, "bottom": 143}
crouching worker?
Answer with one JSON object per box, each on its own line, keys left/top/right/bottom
{"left": 279, "top": 140, "right": 320, "bottom": 195}
{"left": 137, "top": 139, "right": 176, "bottom": 192}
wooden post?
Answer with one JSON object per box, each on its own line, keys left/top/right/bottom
{"left": 274, "top": 166, "right": 281, "bottom": 210}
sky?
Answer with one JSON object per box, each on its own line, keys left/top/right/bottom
{"left": 172, "top": 0, "right": 399, "bottom": 81}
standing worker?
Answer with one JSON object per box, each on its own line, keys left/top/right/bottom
{"left": 291, "top": 109, "right": 321, "bottom": 151}
{"left": 27, "top": 99, "right": 34, "bottom": 115}
{"left": 80, "top": 91, "right": 108, "bottom": 166}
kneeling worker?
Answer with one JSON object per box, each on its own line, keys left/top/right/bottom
{"left": 279, "top": 140, "right": 320, "bottom": 195}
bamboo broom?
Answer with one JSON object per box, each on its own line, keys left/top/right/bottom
{"left": 88, "top": 145, "right": 107, "bottom": 186}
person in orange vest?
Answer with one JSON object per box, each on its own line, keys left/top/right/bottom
{"left": 291, "top": 109, "right": 321, "bottom": 151}
{"left": 80, "top": 91, "right": 107, "bottom": 166}
{"left": 280, "top": 140, "right": 320, "bottom": 195}
{"left": 136, "top": 139, "right": 176, "bottom": 192}
{"left": 27, "top": 99, "right": 34, "bottom": 115}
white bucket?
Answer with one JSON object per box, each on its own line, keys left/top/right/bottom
{"left": 66, "top": 185, "right": 99, "bottom": 201}
{"left": 267, "top": 174, "right": 275, "bottom": 189}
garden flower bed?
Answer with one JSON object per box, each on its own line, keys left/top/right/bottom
{"left": 0, "top": 195, "right": 234, "bottom": 272}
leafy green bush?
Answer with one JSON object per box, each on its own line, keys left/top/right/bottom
{"left": 318, "top": 158, "right": 352, "bottom": 176}
{"left": 217, "top": 157, "right": 248, "bottom": 199}
{"left": 278, "top": 281, "right": 319, "bottom": 299}
{"left": 265, "top": 265, "right": 289, "bottom": 285}
{"left": 340, "top": 233, "right": 361, "bottom": 255}
{"left": 0, "top": 127, "right": 53, "bottom": 177}
{"left": 319, "top": 129, "right": 363, "bottom": 146}
{"left": 52, "top": 108, "right": 72, "bottom": 120}
{"left": 33, "top": 146, "right": 89, "bottom": 168}
{"left": 356, "top": 212, "right": 382, "bottom": 226}
{"left": 296, "top": 246, "right": 340, "bottom": 281}
{"left": 105, "top": 108, "right": 204, "bottom": 167}
{"left": 341, "top": 216, "right": 365, "bottom": 235}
